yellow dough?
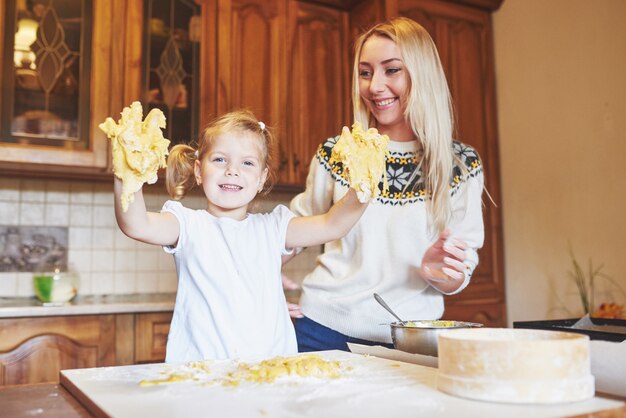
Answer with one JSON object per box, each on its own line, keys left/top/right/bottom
{"left": 138, "top": 354, "right": 344, "bottom": 387}
{"left": 329, "top": 122, "right": 390, "bottom": 199}
{"left": 99, "top": 101, "right": 170, "bottom": 212}
{"left": 238, "top": 354, "right": 342, "bottom": 384}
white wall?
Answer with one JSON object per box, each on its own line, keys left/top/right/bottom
{"left": 493, "top": 0, "right": 626, "bottom": 323}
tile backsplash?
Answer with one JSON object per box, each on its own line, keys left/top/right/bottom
{"left": 0, "top": 225, "right": 68, "bottom": 272}
{"left": 0, "top": 177, "right": 320, "bottom": 298}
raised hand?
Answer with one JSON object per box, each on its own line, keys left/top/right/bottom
{"left": 420, "top": 230, "right": 468, "bottom": 284}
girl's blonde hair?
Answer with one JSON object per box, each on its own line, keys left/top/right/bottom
{"left": 352, "top": 17, "right": 461, "bottom": 233}
{"left": 166, "top": 109, "right": 277, "bottom": 200}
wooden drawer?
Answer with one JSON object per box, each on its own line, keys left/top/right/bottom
{"left": 134, "top": 312, "right": 172, "bottom": 364}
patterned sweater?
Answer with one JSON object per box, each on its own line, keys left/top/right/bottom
{"left": 289, "top": 136, "right": 485, "bottom": 342}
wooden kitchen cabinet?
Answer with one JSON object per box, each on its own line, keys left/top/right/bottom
{"left": 0, "top": 312, "right": 172, "bottom": 386}
{"left": 0, "top": 315, "right": 116, "bottom": 386}
{"left": 0, "top": 0, "right": 214, "bottom": 180}
{"left": 0, "top": 0, "right": 141, "bottom": 179}
{"left": 134, "top": 312, "right": 172, "bottom": 363}
{"left": 397, "top": 0, "right": 506, "bottom": 326}
{"left": 283, "top": 1, "right": 350, "bottom": 185}
{"left": 214, "top": 0, "right": 350, "bottom": 187}
{"left": 215, "top": 0, "right": 506, "bottom": 323}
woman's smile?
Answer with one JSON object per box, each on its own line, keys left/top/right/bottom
{"left": 372, "top": 97, "right": 399, "bottom": 109}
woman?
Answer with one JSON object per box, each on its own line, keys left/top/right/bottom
{"left": 285, "top": 17, "right": 485, "bottom": 351}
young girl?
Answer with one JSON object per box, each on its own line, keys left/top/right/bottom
{"left": 114, "top": 110, "right": 368, "bottom": 362}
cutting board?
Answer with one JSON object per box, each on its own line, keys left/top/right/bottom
{"left": 60, "top": 351, "right": 623, "bottom": 418}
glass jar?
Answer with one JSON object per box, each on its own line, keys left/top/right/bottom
{"left": 33, "top": 264, "right": 79, "bottom": 304}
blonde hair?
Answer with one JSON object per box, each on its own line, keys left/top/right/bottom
{"left": 352, "top": 17, "right": 460, "bottom": 233}
{"left": 166, "top": 109, "right": 277, "bottom": 200}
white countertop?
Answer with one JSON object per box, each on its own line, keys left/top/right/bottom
{"left": 60, "top": 350, "right": 625, "bottom": 418}
{"left": 0, "top": 293, "right": 176, "bottom": 318}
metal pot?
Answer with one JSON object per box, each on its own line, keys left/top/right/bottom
{"left": 390, "top": 320, "right": 483, "bottom": 357}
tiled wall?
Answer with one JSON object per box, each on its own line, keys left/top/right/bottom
{"left": 0, "top": 177, "right": 320, "bottom": 298}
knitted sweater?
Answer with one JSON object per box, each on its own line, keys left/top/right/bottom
{"left": 289, "top": 136, "right": 485, "bottom": 342}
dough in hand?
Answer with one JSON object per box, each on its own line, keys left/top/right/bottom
{"left": 329, "top": 122, "right": 390, "bottom": 199}
{"left": 99, "top": 101, "right": 170, "bottom": 212}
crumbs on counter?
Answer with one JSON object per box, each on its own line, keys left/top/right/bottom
{"left": 139, "top": 354, "right": 348, "bottom": 387}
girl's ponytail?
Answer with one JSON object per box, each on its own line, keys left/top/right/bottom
{"left": 166, "top": 144, "right": 197, "bottom": 200}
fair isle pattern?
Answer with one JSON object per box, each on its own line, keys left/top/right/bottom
{"left": 316, "top": 136, "right": 482, "bottom": 205}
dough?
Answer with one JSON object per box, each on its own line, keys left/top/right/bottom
{"left": 99, "top": 101, "right": 170, "bottom": 211}
{"left": 329, "top": 122, "right": 390, "bottom": 199}
{"left": 139, "top": 354, "right": 343, "bottom": 387}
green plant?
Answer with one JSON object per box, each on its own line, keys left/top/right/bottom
{"left": 567, "top": 245, "right": 623, "bottom": 316}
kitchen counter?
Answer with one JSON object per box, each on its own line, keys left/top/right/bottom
{"left": 0, "top": 358, "right": 626, "bottom": 418}
{"left": 0, "top": 293, "right": 176, "bottom": 318}
{"left": 0, "top": 290, "right": 302, "bottom": 319}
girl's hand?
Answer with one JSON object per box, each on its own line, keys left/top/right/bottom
{"left": 420, "top": 230, "right": 468, "bottom": 284}
{"left": 355, "top": 181, "right": 372, "bottom": 203}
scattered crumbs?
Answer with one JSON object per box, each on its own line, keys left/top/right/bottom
{"left": 139, "top": 360, "right": 212, "bottom": 386}
{"left": 139, "top": 373, "right": 196, "bottom": 386}
{"left": 259, "top": 408, "right": 268, "bottom": 416}
{"left": 389, "top": 363, "right": 401, "bottom": 367}
{"left": 138, "top": 354, "right": 347, "bottom": 387}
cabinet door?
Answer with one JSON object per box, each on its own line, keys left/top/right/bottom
{"left": 142, "top": 0, "right": 203, "bottom": 147}
{"left": 134, "top": 312, "right": 172, "bottom": 363}
{"left": 0, "top": 0, "right": 140, "bottom": 179}
{"left": 284, "top": 1, "right": 350, "bottom": 186}
{"left": 216, "top": 0, "right": 286, "bottom": 131}
{"left": 215, "top": 0, "right": 289, "bottom": 183}
{"left": 0, "top": 315, "right": 115, "bottom": 386}
{"left": 399, "top": 0, "right": 506, "bottom": 325}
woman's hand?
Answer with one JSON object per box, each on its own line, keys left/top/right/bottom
{"left": 287, "top": 303, "right": 303, "bottom": 319}
{"left": 282, "top": 274, "right": 304, "bottom": 319}
{"left": 420, "top": 230, "right": 468, "bottom": 293}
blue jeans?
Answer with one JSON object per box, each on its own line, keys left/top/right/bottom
{"left": 295, "top": 315, "right": 394, "bottom": 352}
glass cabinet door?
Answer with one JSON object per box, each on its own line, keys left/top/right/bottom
{"left": 1, "top": 0, "right": 92, "bottom": 149}
{"left": 143, "top": 0, "right": 201, "bottom": 146}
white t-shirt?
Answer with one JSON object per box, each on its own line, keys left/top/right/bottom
{"left": 161, "top": 201, "right": 297, "bottom": 362}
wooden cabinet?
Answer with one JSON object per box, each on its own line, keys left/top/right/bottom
{"left": 284, "top": 1, "right": 350, "bottom": 185}
{"left": 215, "top": 0, "right": 350, "bottom": 187}
{"left": 0, "top": 0, "right": 140, "bottom": 179}
{"left": 0, "top": 0, "right": 213, "bottom": 180}
{"left": 0, "top": 315, "right": 115, "bottom": 386}
{"left": 0, "top": 312, "right": 172, "bottom": 386}
{"left": 134, "top": 312, "right": 172, "bottom": 364}
{"left": 399, "top": 0, "right": 506, "bottom": 326}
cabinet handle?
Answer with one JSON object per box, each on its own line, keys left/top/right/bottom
{"left": 292, "top": 154, "right": 300, "bottom": 169}
{"left": 279, "top": 156, "right": 289, "bottom": 172}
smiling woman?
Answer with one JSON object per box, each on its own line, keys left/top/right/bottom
{"left": 286, "top": 17, "right": 486, "bottom": 352}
